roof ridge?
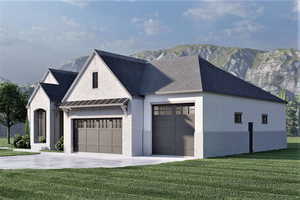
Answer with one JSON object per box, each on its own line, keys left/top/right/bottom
{"left": 48, "top": 68, "right": 78, "bottom": 74}
{"left": 94, "top": 49, "right": 147, "bottom": 64}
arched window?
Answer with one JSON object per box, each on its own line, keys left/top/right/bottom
{"left": 34, "top": 109, "right": 46, "bottom": 143}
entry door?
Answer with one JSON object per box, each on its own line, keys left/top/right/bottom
{"left": 152, "top": 104, "right": 195, "bottom": 156}
{"left": 248, "top": 122, "right": 253, "bottom": 153}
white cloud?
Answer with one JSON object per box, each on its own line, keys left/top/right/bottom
{"left": 31, "top": 26, "right": 47, "bottom": 32}
{"left": 224, "top": 20, "right": 264, "bottom": 36}
{"left": 57, "top": 31, "right": 95, "bottom": 41}
{"left": 143, "top": 19, "right": 167, "bottom": 36}
{"left": 132, "top": 17, "right": 169, "bottom": 36}
{"left": 61, "top": 0, "right": 89, "bottom": 8}
{"left": 294, "top": 0, "right": 300, "bottom": 13}
{"left": 99, "top": 38, "right": 141, "bottom": 54}
{"left": 183, "top": 1, "right": 264, "bottom": 21}
{"left": 61, "top": 16, "right": 80, "bottom": 27}
{"left": 131, "top": 17, "right": 143, "bottom": 24}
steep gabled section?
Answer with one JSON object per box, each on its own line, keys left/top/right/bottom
{"left": 95, "top": 50, "right": 147, "bottom": 96}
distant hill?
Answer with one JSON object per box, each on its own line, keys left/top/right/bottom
{"left": 60, "top": 44, "right": 300, "bottom": 99}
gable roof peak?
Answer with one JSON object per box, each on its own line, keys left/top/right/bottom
{"left": 94, "top": 49, "right": 147, "bottom": 64}
{"left": 48, "top": 68, "right": 78, "bottom": 75}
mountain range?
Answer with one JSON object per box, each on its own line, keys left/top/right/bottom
{"left": 61, "top": 44, "right": 300, "bottom": 99}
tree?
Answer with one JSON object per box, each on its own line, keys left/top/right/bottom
{"left": 286, "top": 100, "right": 298, "bottom": 136}
{"left": 24, "top": 119, "right": 30, "bottom": 135}
{"left": 0, "top": 82, "right": 27, "bottom": 144}
{"left": 278, "top": 89, "right": 287, "bottom": 101}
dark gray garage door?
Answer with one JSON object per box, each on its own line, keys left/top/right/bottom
{"left": 152, "top": 104, "right": 195, "bottom": 156}
{"left": 73, "top": 118, "right": 122, "bottom": 154}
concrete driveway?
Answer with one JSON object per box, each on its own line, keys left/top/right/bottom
{"left": 0, "top": 152, "right": 194, "bottom": 169}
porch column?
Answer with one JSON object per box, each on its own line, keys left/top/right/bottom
{"left": 63, "top": 110, "right": 73, "bottom": 154}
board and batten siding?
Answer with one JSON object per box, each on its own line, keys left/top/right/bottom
{"left": 202, "top": 92, "right": 286, "bottom": 157}
{"left": 62, "top": 54, "right": 138, "bottom": 156}
{"left": 65, "top": 54, "right": 131, "bottom": 102}
{"left": 43, "top": 72, "right": 59, "bottom": 85}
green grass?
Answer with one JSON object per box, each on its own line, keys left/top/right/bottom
{"left": 0, "top": 149, "right": 38, "bottom": 157}
{"left": 0, "top": 138, "right": 299, "bottom": 200}
{"left": 0, "top": 137, "right": 13, "bottom": 148}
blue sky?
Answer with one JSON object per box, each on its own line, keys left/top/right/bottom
{"left": 0, "top": 0, "right": 299, "bottom": 84}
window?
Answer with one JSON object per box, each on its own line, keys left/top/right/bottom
{"left": 34, "top": 109, "right": 46, "bottom": 143}
{"left": 234, "top": 112, "right": 242, "bottom": 124}
{"left": 92, "top": 72, "right": 98, "bottom": 88}
{"left": 262, "top": 114, "right": 268, "bottom": 124}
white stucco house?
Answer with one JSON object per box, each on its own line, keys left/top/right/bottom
{"left": 27, "top": 49, "right": 287, "bottom": 158}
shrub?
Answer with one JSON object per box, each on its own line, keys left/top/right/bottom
{"left": 13, "top": 134, "right": 23, "bottom": 147}
{"left": 13, "top": 134, "right": 31, "bottom": 149}
{"left": 55, "top": 136, "right": 64, "bottom": 151}
{"left": 23, "top": 134, "right": 30, "bottom": 148}
{"left": 39, "top": 136, "right": 46, "bottom": 143}
{"left": 16, "top": 139, "right": 25, "bottom": 148}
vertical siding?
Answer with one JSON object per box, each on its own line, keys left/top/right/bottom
{"left": 66, "top": 54, "right": 131, "bottom": 101}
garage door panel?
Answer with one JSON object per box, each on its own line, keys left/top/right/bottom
{"left": 78, "top": 129, "right": 87, "bottom": 144}
{"left": 153, "top": 104, "right": 195, "bottom": 156}
{"left": 112, "top": 146, "right": 122, "bottom": 154}
{"left": 74, "top": 118, "right": 122, "bottom": 154}
{"left": 86, "top": 145, "right": 98, "bottom": 153}
{"left": 78, "top": 145, "right": 86, "bottom": 152}
{"left": 99, "top": 145, "right": 112, "bottom": 153}
{"left": 86, "top": 129, "right": 98, "bottom": 145}
{"left": 112, "top": 130, "right": 122, "bottom": 146}
{"left": 99, "top": 130, "right": 112, "bottom": 145}
{"left": 176, "top": 116, "right": 194, "bottom": 130}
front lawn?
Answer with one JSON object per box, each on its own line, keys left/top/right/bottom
{"left": 0, "top": 137, "right": 13, "bottom": 148}
{"left": 0, "top": 149, "right": 38, "bottom": 157}
{"left": 0, "top": 137, "right": 299, "bottom": 200}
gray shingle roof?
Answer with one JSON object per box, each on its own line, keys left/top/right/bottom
{"left": 198, "top": 58, "right": 286, "bottom": 103}
{"left": 139, "top": 55, "right": 285, "bottom": 103}
{"left": 95, "top": 50, "right": 147, "bottom": 96}
{"left": 41, "top": 69, "right": 78, "bottom": 103}
{"left": 140, "top": 56, "right": 202, "bottom": 94}
{"left": 53, "top": 50, "right": 284, "bottom": 104}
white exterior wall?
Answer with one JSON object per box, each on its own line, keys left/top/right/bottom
{"left": 131, "top": 98, "right": 144, "bottom": 156}
{"left": 203, "top": 93, "right": 286, "bottom": 157}
{"left": 63, "top": 54, "right": 133, "bottom": 155}
{"left": 43, "top": 72, "right": 59, "bottom": 85}
{"left": 28, "top": 87, "right": 52, "bottom": 151}
{"left": 66, "top": 54, "right": 130, "bottom": 101}
{"left": 143, "top": 93, "right": 204, "bottom": 158}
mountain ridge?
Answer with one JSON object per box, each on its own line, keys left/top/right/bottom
{"left": 59, "top": 44, "right": 299, "bottom": 98}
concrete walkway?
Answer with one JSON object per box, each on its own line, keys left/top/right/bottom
{"left": 0, "top": 152, "right": 194, "bottom": 169}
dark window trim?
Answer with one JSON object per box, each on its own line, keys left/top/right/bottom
{"left": 262, "top": 114, "right": 268, "bottom": 124}
{"left": 92, "top": 72, "right": 98, "bottom": 89}
{"left": 234, "top": 112, "right": 242, "bottom": 124}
